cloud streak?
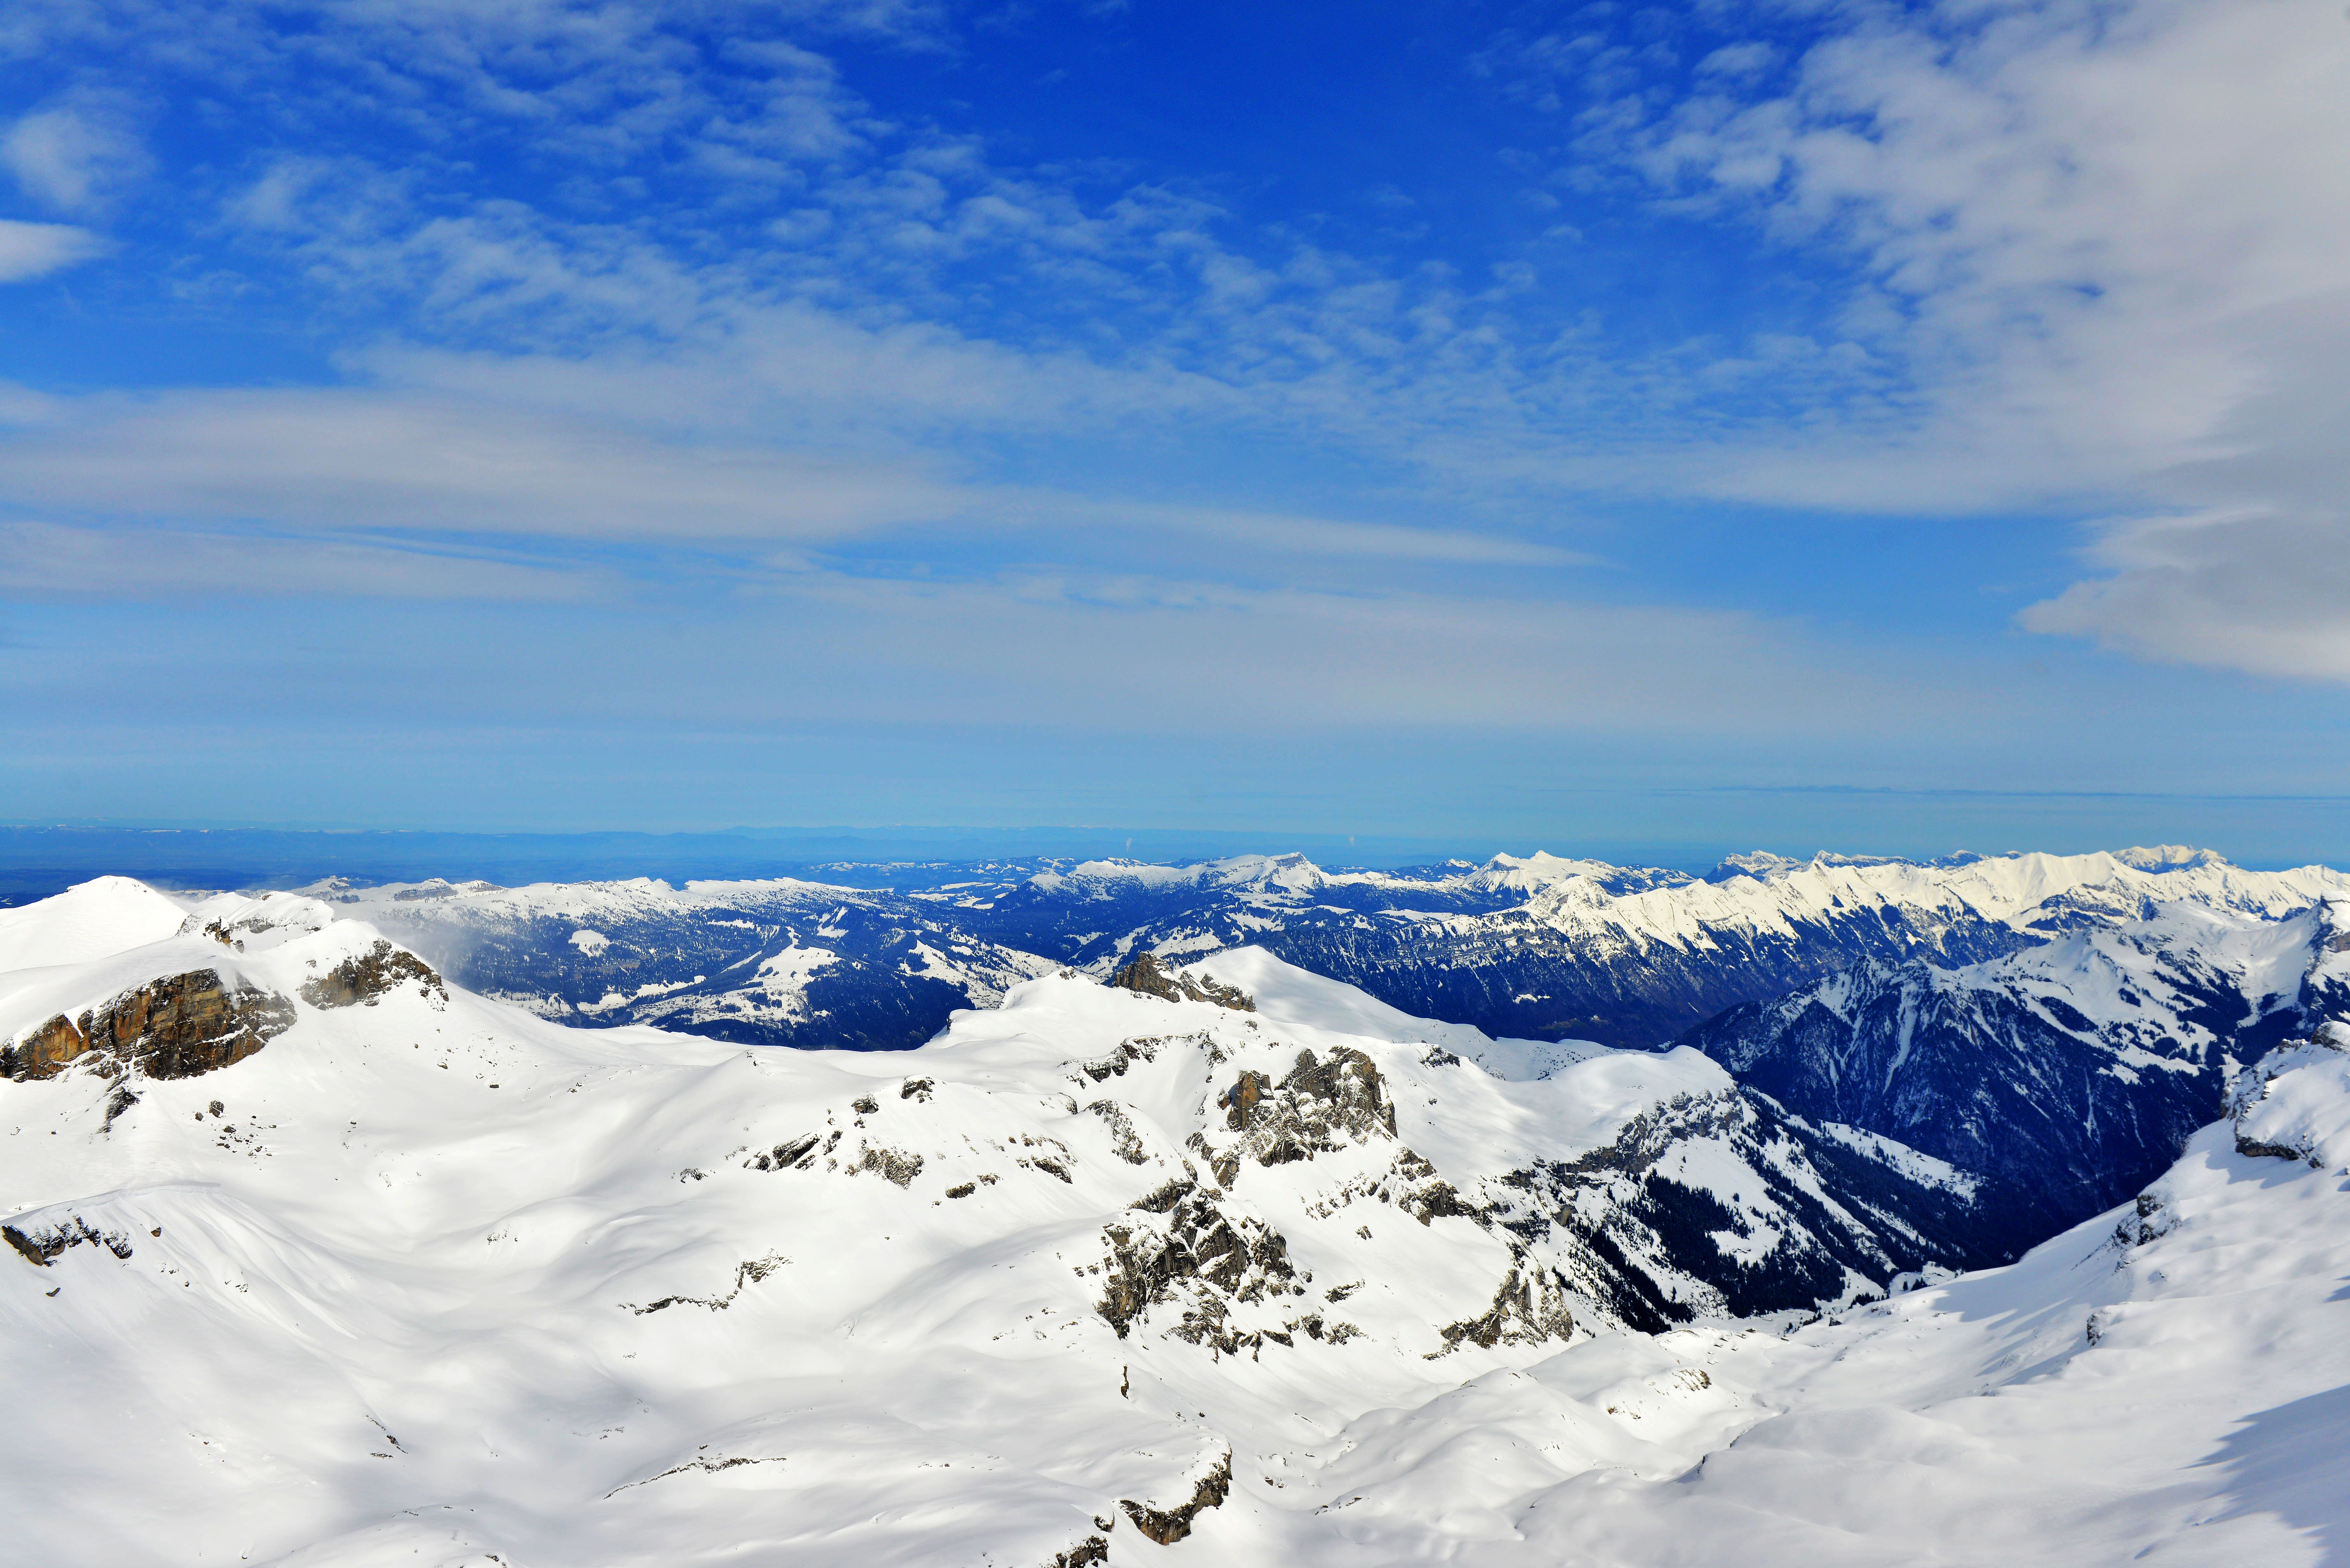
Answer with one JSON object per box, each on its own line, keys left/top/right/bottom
{"left": 0, "top": 218, "right": 103, "bottom": 281}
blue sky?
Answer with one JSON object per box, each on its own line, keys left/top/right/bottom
{"left": 4, "top": 0, "right": 2349, "bottom": 863}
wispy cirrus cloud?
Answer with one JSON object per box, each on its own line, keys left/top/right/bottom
{"left": 0, "top": 380, "right": 1589, "bottom": 572}
{"left": 0, "top": 519, "right": 608, "bottom": 600}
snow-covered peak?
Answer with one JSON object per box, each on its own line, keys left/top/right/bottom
{"left": 2113, "top": 844, "right": 2230, "bottom": 872}
{"left": 2229, "top": 1033, "right": 2350, "bottom": 1169}
{"left": 1, "top": 910, "right": 432, "bottom": 1050}
{"left": 1171, "top": 947, "right": 1496, "bottom": 1051}
{"left": 0, "top": 877, "right": 187, "bottom": 975}
{"left": 1028, "top": 853, "right": 1334, "bottom": 900}
{"left": 1463, "top": 851, "right": 1623, "bottom": 891}
{"left": 1706, "top": 850, "right": 1808, "bottom": 883}
{"left": 176, "top": 889, "right": 340, "bottom": 952}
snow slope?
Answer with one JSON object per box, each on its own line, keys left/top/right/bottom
{"left": 1231, "top": 1089, "right": 2350, "bottom": 1565}
{"left": 0, "top": 880, "right": 2053, "bottom": 1565}
{"left": 0, "top": 874, "right": 185, "bottom": 971}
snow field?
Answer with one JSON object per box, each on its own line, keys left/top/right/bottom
{"left": 0, "top": 880, "right": 2345, "bottom": 1565}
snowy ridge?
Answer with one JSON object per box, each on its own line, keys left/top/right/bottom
{"left": 0, "top": 875, "right": 187, "bottom": 973}
{"left": 1006, "top": 844, "right": 2345, "bottom": 931}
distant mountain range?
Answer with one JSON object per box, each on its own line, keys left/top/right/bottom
{"left": 318, "top": 844, "right": 2350, "bottom": 1252}
{"left": 327, "top": 844, "right": 2346, "bottom": 1048}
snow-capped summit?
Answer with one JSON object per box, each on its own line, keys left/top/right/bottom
{"left": 0, "top": 875, "right": 186, "bottom": 973}
{"left": 2113, "top": 844, "right": 2232, "bottom": 872}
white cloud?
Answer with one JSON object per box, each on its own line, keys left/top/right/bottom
{"left": 719, "top": 570, "right": 1911, "bottom": 733}
{"left": 0, "top": 102, "right": 145, "bottom": 212}
{"left": 1595, "top": 0, "right": 2350, "bottom": 681}
{"left": 0, "top": 520, "right": 606, "bottom": 600}
{"left": 2019, "top": 508, "right": 2350, "bottom": 683}
{"left": 1694, "top": 42, "right": 1775, "bottom": 82}
{"left": 12, "top": 0, "right": 2345, "bottom": 696}
{"left": 0, "top": 389, "right": 971, "bottom": 539}
{"left": 0, "top": 381, "right": 1584, "bottom": 572}
{"left": 0, "top": 219, "right": 103, "bottom": 281}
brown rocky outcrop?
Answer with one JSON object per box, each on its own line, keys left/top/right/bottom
{"left": 299, "top": 941, "right": 447, "bottom": 1009}
{"left": 1216, "top": 1046, "right": 1397, "bottom": 1157}
{"left": 9, "top": 1014, "right": 91, "bottom": 1079}
{"left": 1119, "top": 1449, "right": 1232, "bottom": 1544}
{"left": 850, "top": 1144, "right": 924, "bottom": 1187}
{"left": 4, "top": 971, "right": 297, "bottom": 1083}
{"left": 1108, "top": 953, "right": 1255, "bottom": 1012}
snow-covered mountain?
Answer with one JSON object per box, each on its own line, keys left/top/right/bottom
{"left": 313, "top": 875, "right": 1057, "bottom": 1050}
{"left": 1678, "top": 896, "right": 2350, "bottom": 1237}
{"left": 300, "top": 846, "right": 2350, "bottom": 1058}
{"left": 4, "top": 875, "right": 2347, "bottom": 1563}
{"left": 962, "top": 845, "right": 2350, "bottom": 1045}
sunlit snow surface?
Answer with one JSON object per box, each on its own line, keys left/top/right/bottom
{"left": 0, "top": 884, "right": 2345, "bottom": 1565}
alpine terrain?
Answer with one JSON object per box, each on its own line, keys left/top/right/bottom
{"left": 338, "top": 846, "right": 2350, "bottom": 1051}
{"left": 3, "top": 870, "right": 2348, "bottom": 1563}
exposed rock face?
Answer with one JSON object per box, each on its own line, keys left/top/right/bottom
{"left": 11, "top": 1014, "right": 92, "bottom": 1080}
{"left": 1119, "top": 1449, "right": 1232, "bottom": 1545}
{"left": 1219, "top": 1046, "right": 1396, "bottom": 1153}
{"left": 1096, "top": 1188, "right": 1308, "bottom": 1352}
{"left": 1109, "top": 952, "right": 1255, "bottom": 1012}
{"left": 4, "top": 971, "right": 298, "bottom": 1083}
{"left": 1043, "top": 1535, "right": 1109, "bottom": 1568}
{"left": 3, "top": 1214, "right": 136, "bottom": 1267}
{"left": 299, "top": 940, "right": 447, "bottom": 1009}
{"left": 1087, "top": 1100, "right": 1150, "bottom": 1164}
{"left": 1099, "top": 1045, "right": 1411, "bottom": 1353}
{"left": 851, "top": 1144, "right": 925, "bottom": 1187}
{"left": 1432, "top": 1266, "right": 1575, "bottom": 1355}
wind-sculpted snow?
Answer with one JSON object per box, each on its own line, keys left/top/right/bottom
{"left": 0, "top": 881, "right": 2075, "bottom": 1565}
